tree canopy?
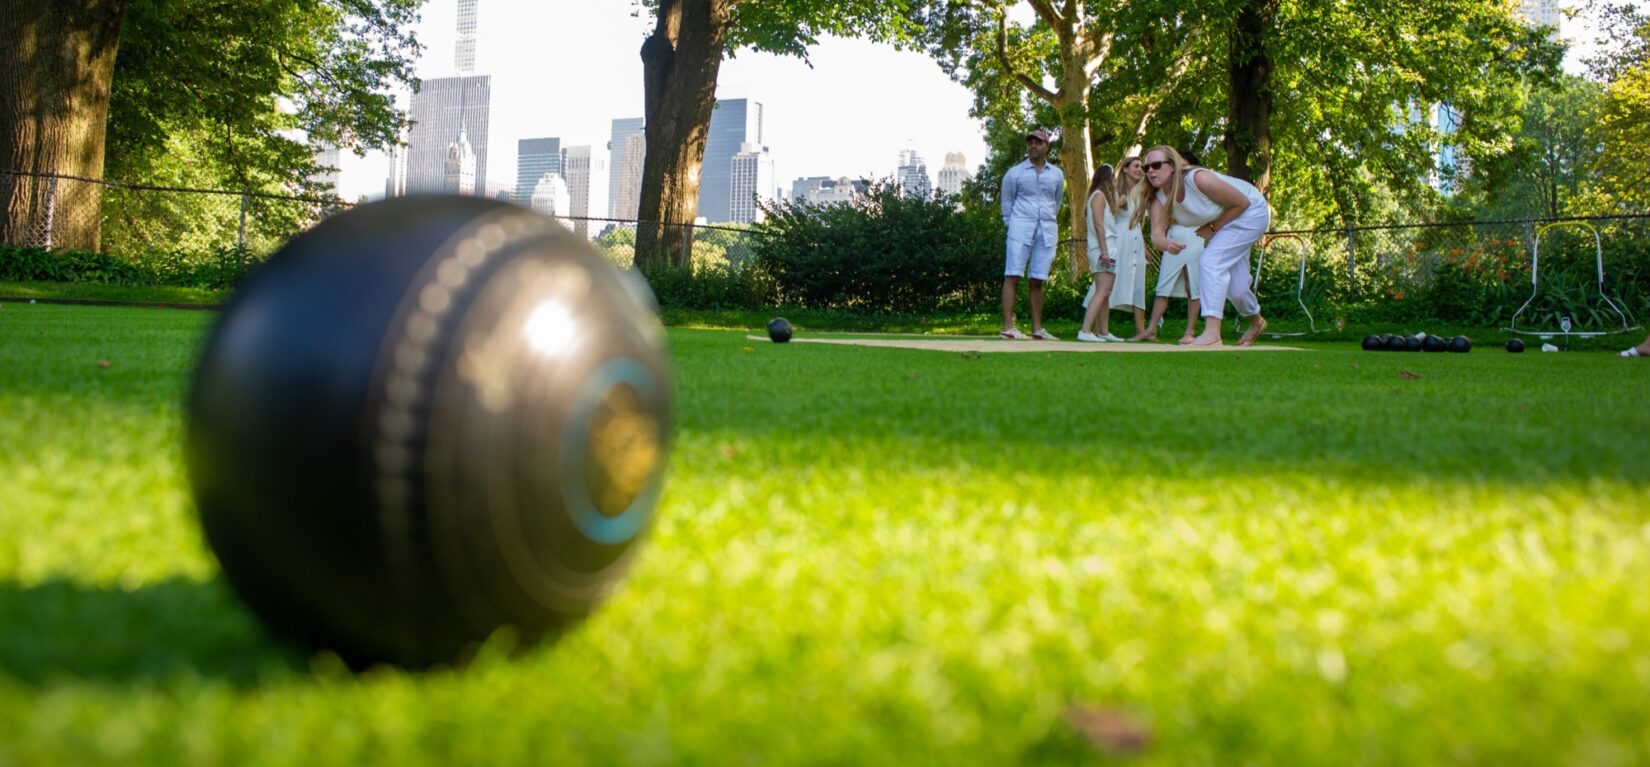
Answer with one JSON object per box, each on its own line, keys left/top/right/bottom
{"left": 1, "top": 0, "right": 422, "bottom": 251}
{"left": 915, "top": 0, "right": 1560, "bottom": 231}
{"left": 106, "top": 0, "right": 421, "bottom": 190}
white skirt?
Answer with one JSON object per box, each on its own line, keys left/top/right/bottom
{"left": 1106, "top": 223, "right": 1148, "bottom": 310}
{"left": 1154, "top": 225, "right": 1203, "bottom": 300}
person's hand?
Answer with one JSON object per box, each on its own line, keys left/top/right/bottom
{"left": 1196, "top": 224, "right": 1216, "bottom": 241}
{"left": 1100, "top": 256, "right": 1114, "bottom": 267}
{"left": 1160, "top": 238, "right": 1186, "bottom": 255}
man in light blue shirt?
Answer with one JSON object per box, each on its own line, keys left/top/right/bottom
{"left": 999, "top": 128, "right": 1064, "bottom": 340}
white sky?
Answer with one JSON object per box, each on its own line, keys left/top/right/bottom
{"left": 336, "top": 0, "right": 991, "bottom": 203}
{"left": 335, "top": 0, "right": 1625, "bottom": 204}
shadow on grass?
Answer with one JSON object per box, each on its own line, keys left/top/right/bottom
{"left": 0, "top": 578, "right": 300, "bottom": 687}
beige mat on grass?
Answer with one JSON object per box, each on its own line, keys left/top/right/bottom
{"left": 744, "top": 335, "right": 1305, "bottom": 353}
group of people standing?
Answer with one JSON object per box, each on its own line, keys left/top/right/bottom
{"left": 998, "top": 128, "right": 1271, "bottom": 347}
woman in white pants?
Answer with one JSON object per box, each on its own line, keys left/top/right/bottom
{"left": 1132, "top": 146, "right": 1270, "bottom": 346}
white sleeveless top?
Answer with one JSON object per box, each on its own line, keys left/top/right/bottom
{"left": 1085, "top": 191, "right": 1116, "bottom": 259}
{"left": 1158, "top": 168, "right": 1266, "bottom": 227}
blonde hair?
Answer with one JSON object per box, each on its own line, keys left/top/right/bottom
{"left": 1130, "top": 145, "right": 1188, "bottom": 231}
{"left": 1115, "top": 155, "right": 1141, "bottom": 211}
{"left": 1117, "top": 154, "right": 1142, "bottom": 220}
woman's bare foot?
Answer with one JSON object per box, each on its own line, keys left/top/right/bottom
{"left": 1178, "top": 334, "right": 1197, "bottom": 345}
{"left": 1189, "top": 333, "right": 1223, "bottom": 347}
{"left": 1131, "top": 332, "right": 1157, "bottom": 342}
{"left": 1236, "top": 316, "right": 1268, "bottom": 346}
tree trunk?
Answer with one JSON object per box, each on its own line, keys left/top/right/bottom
{"left": 635, "top": 0, "right": 730, "bottom": 271}
{"left": 1, "top": 0, "right": 129, "bottom": 251}
{"left": 1224, "top": 0, "right": 1275, "bottom": 196}
{"left": 1056, "top": 46, "right": 1092, "bottom": 280}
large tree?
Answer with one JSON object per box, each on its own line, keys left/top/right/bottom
{"left": 633, "top": 0, "right": 914, "bottom": 270}
{"left": 1, "top": 0, "right": 421, "bottom": 252}
{"left": 1, "top": 0, "right": 129, "bottom": 250}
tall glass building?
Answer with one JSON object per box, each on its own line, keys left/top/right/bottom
{"left": 698, "top": 99, "right": 763, "bottom": 223}
{"left": 608, "top": 117, "right": 645, "bottom": 221}
{"left": 404, "top": 75, "right": 492, "bottom": 195}
{"left": 516, "top": 137, "right": 560, "bottom": 205}
{"left": 561, "top": 145, "right": 608, "bottom": 239}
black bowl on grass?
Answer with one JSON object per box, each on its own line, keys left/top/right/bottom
{"left": 767, "top": 317, "right": 794, "bottom": 343}
{"left": 186, "top": 196, "right": 673, "bottom": 668}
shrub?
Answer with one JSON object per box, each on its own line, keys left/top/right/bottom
{"left": 0, "top": 244, "right": 259, "bottom": 290}
{"left": 751, "top": 182, "right": 1007, "bottom": 314}
{"left": 640, "top": 261, "right": 775, "bottom": 311}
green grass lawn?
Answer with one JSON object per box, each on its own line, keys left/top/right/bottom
{"left": 0, "top": 280, "right": 230, "bottom": 306}
{"left": 2, "top": 303, "right": 1648, "bottom": 765}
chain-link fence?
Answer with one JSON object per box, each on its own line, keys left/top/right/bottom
{"left": 1, "top": 168, "right": 353, "bottom": 255}
{"left": 583, "top": 218, "right": 762, "bottom": 273}
{"left": 1, "top": 168, "right": 766, "bottom": 273}
{"left": 4, "top": 164, "right": 1645, "bottom": 329}
{"left": 1042, "top": 214, "right": 1649, "bottom": 332}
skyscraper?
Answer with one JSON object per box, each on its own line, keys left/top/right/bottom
{"left": 897, "top": 149, "right": 931, "bottom": 199}
{"left": 516, "top": 137, "right": 560, "bottom": 205}
{"left": 404, "top": 76, "right": 491, "bottom": 195}
{"left": 608, "top": 117, "right": 645, "bottom": 221}
{"left": 530, "top": 173, "right": 570, "bottom": 218}
{"left": 797, "top": 177, "right": 865, "bottom": 206}
{"left": 1518, "top": 0, "right": 1559, "bottom": 37}
{"left": 385, "top": 142, "right": 407, "bottom": 198}
{"left": 444, "top": 125, "right": 478, "bottom": 195}
{"left": 699, "top": 99, "right": 763, "bottom": 223}
{"left": 395, "top": 0, "right": 490, "bottom": 196}
{"left": 455, "top": 0, "right": 479, "bottom": 74}
{"left": 791, "top": 176, "right": 833, "bottom": 203}
{"left": 308, "top": 144, "right": 341, "bottom": 195}
{"left": 936, "top": 152, "right": 971, "bottom": 198}
{"left": 560, "top": 145, "right": 608, "bottom": 239}
{"left": 729, "top": 143, "right": 775, "bottom": 224}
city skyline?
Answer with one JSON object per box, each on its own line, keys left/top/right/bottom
{"left": 333, "top": 0, "right": 991, "bottom": 204}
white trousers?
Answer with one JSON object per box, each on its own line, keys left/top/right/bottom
{"left": 1197, "top": 203, "right": 1270, "bottom": 319}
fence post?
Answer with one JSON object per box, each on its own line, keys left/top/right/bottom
{"left": 41, "top": 172, "right": 59, "bottom": 249}
{"left": 1344, "top": 223, "right": 1357, "bottom": 292}
{"left": 238, "top": 192, "right": 250, "bottom": 249}
{"left": 1521, "top": 218, "right": 1534, "bottom": 260}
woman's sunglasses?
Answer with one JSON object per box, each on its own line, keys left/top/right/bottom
{"left": 1144, "top": 160, "right": 1173, "bottom": 172}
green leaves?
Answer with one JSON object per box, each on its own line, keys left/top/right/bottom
{"left": 105, "top": 0, "right": 422, "bottom": 190}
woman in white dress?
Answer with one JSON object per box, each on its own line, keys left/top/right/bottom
{"left": 1144, "top": 223, "right": 1203, "bottom": 345}
{"left": 1132, "top": 145, "right": 1270, "bottom": 346}
{"left": 1107, "top": 155, "right": 1149, "bottom": 340}
{"left": 1077, "top": 164, "right": 1123, "bottom": 342}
